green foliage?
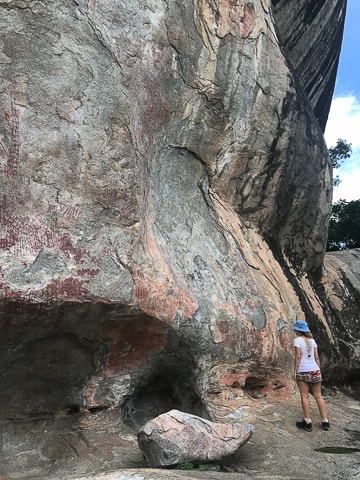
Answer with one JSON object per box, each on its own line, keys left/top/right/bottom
{"left": 328, "top": 139, "right": 352, "bottom": 187}
{"left": 328, "top": 138, "right": 352, "bottom": 169}
{"left": 175, "top": 462, "right": 211, "bottom": 471}
{"left": 176, "top": 461, "right": 195, "bottom": 470}
{"left": 327, "top": 200, "right": 360, "bottom": 251}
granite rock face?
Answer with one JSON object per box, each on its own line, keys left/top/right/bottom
{"left": 137, "top": 409, "right": 253, "bottom": 467}
{"left": 0, "top": 2, "right": 355, "bottom": 474}
{"left": 273, "top": 0, "right": 346, "bottom": 131}
{"left": 320, "top": 249, "right": 360, "bottom": 379}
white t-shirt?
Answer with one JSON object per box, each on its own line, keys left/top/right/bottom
{"left": 294, "top": 336, "right": 320, "bottom": 372}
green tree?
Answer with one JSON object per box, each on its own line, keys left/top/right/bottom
{"left": 328, "top": 139, "right": 352, "bottom": 186}
{"left": 327, "top": 199, "right": 360, "bottom": 251}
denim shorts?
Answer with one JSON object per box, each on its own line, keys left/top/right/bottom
{"left": 296, "top": 370, "right": 322, "bottom": 384}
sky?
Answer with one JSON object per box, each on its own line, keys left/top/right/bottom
{"left": 324, "top": 0, "right": 360, "bottom": 203}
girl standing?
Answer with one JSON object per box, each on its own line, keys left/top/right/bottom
{"left": 293, "top": 320, "right": 330, "bottom": 432}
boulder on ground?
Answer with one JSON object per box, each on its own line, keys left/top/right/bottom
{"left": 137, "top": 409, "right": 253, "bottom": 468}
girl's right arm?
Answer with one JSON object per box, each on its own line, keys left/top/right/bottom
{"left": 294, "top": 346, "right": 301, "bottom": 380}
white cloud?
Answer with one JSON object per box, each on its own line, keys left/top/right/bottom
{"left": 333, "top": 167, "right": 360, "bottom": 202}
{"left": 325, "top": 95, "right": 360, "bottom": 148}
{"left": 325, "top": 95, "right": 360, "bottom": 202}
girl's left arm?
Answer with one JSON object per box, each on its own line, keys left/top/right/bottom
{"left": 314, "top": 347, "right": 321, "bottom": 369}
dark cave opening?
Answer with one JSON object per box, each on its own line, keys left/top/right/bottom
{"left": 242, "top": 375, "right": 270, "bottom": 398}
{"left": 120, "top": 368, "right": 210, "bottom": 430}
{"left": 242, "top": 373, "right": 287, "bottom": 398}
{"left": 344, "top": 369, "right": 360, "bottom": 397}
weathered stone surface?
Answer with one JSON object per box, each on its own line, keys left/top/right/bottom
{"left": 319, "top": 248, "right": 360, "bottom": 380}
{"left": 0, "top": 1, "right": 357, "bottom": 478}
{"left": 273, "top": 0, "right": 346, "bottom": 131}
{"left": 0, "top": 0, "right": 335, "bottom": 423}
{"left": 1, "top": 390, "right": 360, "bottom": 479}
{"left": 137, "top": 410, "right": 253, "bottom": 467}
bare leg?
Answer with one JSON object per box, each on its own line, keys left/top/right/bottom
{"left": 297, "top": 380, "right": 311, "bottom": 418}
{"left": 311, "top": 382, "right": 327, "bottom": 420}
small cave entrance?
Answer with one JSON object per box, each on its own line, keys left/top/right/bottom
{"left": 242, "top": 375, "right": 270, "bottom": 398}
{"left": 242, "top": 373, "right": 287, "bottom": 399}
{"left": 121, "top": 367, "right": 209, "bottom": 430}
{"left": 344, "top": 369, "right": 360, "bottom": 397}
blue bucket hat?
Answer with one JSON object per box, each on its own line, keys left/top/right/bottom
{"left": 293, "top": 320, "right": 310, "bottom": 333}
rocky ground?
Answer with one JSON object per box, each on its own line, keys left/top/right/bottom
{"left": 1, "top": 386, "right": 360, "bottom": 480}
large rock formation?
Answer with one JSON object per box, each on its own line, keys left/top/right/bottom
{"left": 1, "top": 1, "right": 358, "bottom": 476}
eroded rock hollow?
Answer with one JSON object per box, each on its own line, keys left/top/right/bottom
{"left": 1, "top": 0, "right": 359, "bottom": 476}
